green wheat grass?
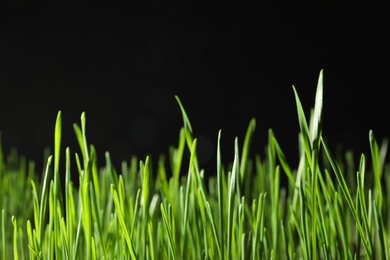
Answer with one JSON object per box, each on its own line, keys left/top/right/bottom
{"left": 1, "top": 69, "right": 389, "bottom": 259}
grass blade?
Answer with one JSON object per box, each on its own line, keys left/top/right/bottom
{"left": 12, "top": 216, "right": 18, "bottom": 260}
{"left": 374, "top": 202, "right": 389, "bottom": 260}
{"left": 1, "top": 209, "right": 5, "bottom": 260}
{"left": 369, "top": 130, "right": 384, "bottom": 213}
{"left": 321, "top": 137, "right": 372, "bottom": 257}
{"left": 111, "top": 184, "right": 137, "bottom": 259}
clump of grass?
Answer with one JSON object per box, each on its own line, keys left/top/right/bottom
{"left": 1, "top": 69, "right": 390, "bottom": 259}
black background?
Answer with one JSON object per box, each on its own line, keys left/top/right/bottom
{"left": 1, "top": 3, "right": 389, "bottom": 180}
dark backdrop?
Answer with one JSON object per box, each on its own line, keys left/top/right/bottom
{"left": 1, "top": 4, "right": 389, "bottom": 179}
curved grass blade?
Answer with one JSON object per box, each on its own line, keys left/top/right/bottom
{"left": 271, "top": 132, "right": 295, "bottom": 186}
{"left": 240, "top": 118, "right": 256, "bottom": 184}
{"left": 292, "top": 85, "right": 312, "bottom": 167}
{"left": 39, "top": 156, "right": 53, "bottom": 247}
{"left": 175, "top": 96, "right": 193, "bottom": 136}
{"left": 73, "top": 124, "right": 85, "bottom": 169}
{"left": 321, "top": 137, "right": 372, "bottom": 258}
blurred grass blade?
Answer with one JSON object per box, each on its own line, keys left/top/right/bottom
{"left": 1, "top": 209, "right": 6, "bottom": 260}
{"left": 12, "top": 216, "right": 18, "bottom": 260}
{"left": 374, "top": 201, "right": 389, "bottom": 260}
{"left": 369, "top": 130, "right": 384, "bottom": 213}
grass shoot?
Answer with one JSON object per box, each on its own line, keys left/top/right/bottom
{"left": 1, "top": 69, "right": 389, "bottom": 259}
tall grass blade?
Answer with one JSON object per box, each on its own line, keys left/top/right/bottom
{"left": 39, "top": 155, "right": 53, "bottom": 248}
{"left": 216, "top": 129, "right": 224, "bottom": 260}
{"left": 227, "top": 153, "right": 238, "bottom": 260}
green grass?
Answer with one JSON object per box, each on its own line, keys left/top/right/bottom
{"left": 1, "top": 69, "right": 390, "bottom": 259}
